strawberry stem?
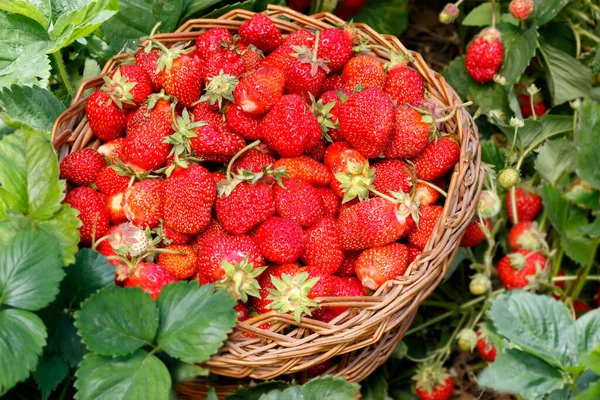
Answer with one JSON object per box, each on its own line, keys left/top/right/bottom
{"left": 416, "top": 179, "right": 448, "bottom": 197}
{"left": 225, "top": 140, "right": 261, "bottom": 181}
{"left": 510, "top": 186, "right": 519, "bottom": 224}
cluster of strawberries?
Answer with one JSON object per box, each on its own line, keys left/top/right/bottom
{"left": 61, "top": 14, "right": 466, "bottom": 325}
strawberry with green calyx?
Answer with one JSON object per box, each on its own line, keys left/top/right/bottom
{"left": 238, "top": 13, "right": 282, "bottom": 53}
{"left": 317, "top": 26, "right": 356, "bottom": 73}
{"left": 136, "top": 48, "right": 163, "bottom": 92}
{"left": 508, "top": 221, "right": 547, "bottom": 252}
{"left": 195, "top": 27, "right": 233, "bottom": 60}
{"left": 215, "top": 256, "right": 267, "bottom": 303}
{"left": 285, "top": 31, "right": 330, "bottom": 102}
{"left": 253, "top": 264, "right": 302, "bottom": 314}
{"left": 476, "top": 325, "right": 497, "bottom": 362}
{"left": 86, "top": 90, "right": 128, "bottom": 141}
{"left": 267, "top": 272, "right": 320, "bottom": 323}
{"left": 235, "top": 43, "right": 263, "bottom": 73}
{"left": 498, "top": 250, "right": 548, "bottom": 290}
{"left": 198, "top": 70, "right": 239, "bottom": 111}
{"left": 122, "top": 178, "right": 164, "bottom": 229}
{"left": 311, "top": 90, "right": 349, "bottom": 142}
{"left": 506, "top": 185, "right": 542, "bottom": 224}
{"left": 456, "top": 328, "right": 477, "bottom": 351}
{"left": 324, "top": 141, "right": 351, "bottom": 170}
{"left": 469, "top": 273, "right": 491, "bottom": 295}
{"left": 162, "top": 107, "right": 206, "bottom": 172}
{"left": 94, "top": 165, "right": 131, "bottom": 195}
{"left": 383, "top": 50, "right": 425, "bottom": 107}
{"left": 332, "top": 154, "right": 373, "bottom": 203}
{"left": 413, "top": 363, "right": 454, "bottom": 400}
{"left": 60, "top": 148, "right": 107, "bottom": 187}
{"left": 356, "top": 242, "right": 409, "bottom": 290}
{"left": 107, "top": 65, "right": 153, "bottom": 108}
{"left": 99, "top": 222, "right": 151, "bottom": 259}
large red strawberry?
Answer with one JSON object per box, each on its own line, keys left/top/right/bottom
{"left": 371, "top": 159, "right": 413, "bottom": 196}
{"left": 163, "top": 164, "right": 215, "bottom": 235}
{"left": 322, "top": 75, "right": 344, "bottom": 92}
{"left": 193, "top": 219, "right": 225, "bottom": 253}
{"left": 338, "top": 197, "right": 415, "bottom": 250}
{"left": 195, "top": 27, "right": 233, "bottom": 59}
{"left": 408, "top": 205, "right": 443, "bottom": 249}
{"left": 273, "top": 178, "right": 324, "bottom": 227}
{"left": 239, "top": 13, "right": 282, "bottom": 53}
{"left": 356, "top": 243, "right": 409, "bottom": 290}
{"left": 135, "top": 49, "right": 162, "bottom": 92}
{"left": 236, "top": 43, "right": 263, "bottom": 73}
{"left": 508, "top": 221, "right": 545, "bottom": 251}
{"left": 413, "top": 364, "right": 454, "bottom": 400}
{"left": 342, "top": 55, "right": 386, "bottom": 90}
{"left": 157, "top": 244, "right": 198, "bottom": 279}
{"left": 107, "top": 65, "right": 153, "bottom": 108}
{"left": 261, "top": 94, "right": 322, "bottom": 157}
{"left": 460, "top": 218, "right": 492, "bottom": 247}
{"left": 157, "top": 47, "right": 204, "bottom": 107}
{"left": 60, "top": 148, "right": 106, "bottom": 186}
{"left": 384, "top": 51, "right": 425, "bottom": 107}
{"left": 95, "top": 166, "right": 130, "bottom": 197}
{"left": 86, "top": 90, "right": 128, "bottom": 141}
{"left": 412, "top": 137, "right": 460, "bottom": 181}
{"left": 124, "top": 263, "right": 177, "bottom": 300}
{"left": 234, "top": 67, "right": 285, "bottom": 115}
{"left": 273, "top": 156, "right": 331, "bottom": 186}
{"left": 225, "top": 104, "right": 263, "bottom": 140}
{"left": 203, "top": 49, "right": 245, "bottom": 81}
{"left": 255, "top": 216, "right": 305, "bottom": 264}
{"left": 317, "top": 187, "right": 341, "bottom": 217}
{"left": 317, "top": 28, "right": 354, "bottom": 73}
{"left": 260, "top": 31, "right": 315, "bottom": 71}
{"left": 64, "top": 187, "right": 110, "bottom": 244}
{"left": 302, "top": 216, "right": 344, "bottom": 276}
{"left": 505, "top": 186, "right": 542, "bottom": 223}
{"left": 465, "top": 28, "right": 504, "bottom": 83}
{"left": 122, "top": 179, "right": 164, "bottom": 229}
{"left": 339, "top": 88, "right": 394, "bottom": 158}
{"left": 384, "top": 107, "right": 432, "bottom": 158}
{"left": 216, "top": 181, "right": 276, "bottom": 235}
{"left": 497, "top": 250, "right": 547, "bottom": 290}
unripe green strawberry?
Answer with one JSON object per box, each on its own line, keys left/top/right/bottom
{"left": 478, "top": 190, "right": 501, "bottom": 219}
{"left": 456, "top": 328, "right": 477, "bottom": 351}
{"left": 498, "top": 167, "right": 520, "bottom": 189}
{"left": 469, "top": 273, "right": 491, "bottom": 295}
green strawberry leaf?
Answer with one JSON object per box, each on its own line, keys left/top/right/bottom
{"left": 461, "top": 3, "right": 501, "bottom": 27}
{"left": 360, "top": 367, "right": 388, "bottom": 400}
{"left": 75, "top": 286, "right": 159, "bottom": 357}
{"left": 575, "top": 99, "right": 600, "bottom": 190}
{"left": 0, "top": 0, "right": 52, "bottom": 29}
{"left": 225, "top": 381, "right": 290, "bottom": 400}
{"left": 468, "top": 81, "right": 510, "bottom": 116}
{"left": 442, "top": 55, "right": 469, "bottom": 101}
{"left": 259, "top": 376, "right": 361, "bottom": 400}
{"left": 156, "top": 282, "right": 236, "bottom": 363}
{"left": 34, "top": 354, "right": 69, "bottom": 400}
{"left": 486, "top": 291, "right": 578, "bottom": 367}
{"left": 0, "top": 11, "right": 51, "bottom": 63}
{"left": 480, "top": 140, "right": 505, "bottom": 175}
{"left": 0, "top": 309, "right": 47, "bottom": 395}
{"left": 0, "top": 229, "right": 64, "bottom": 311}
{"left": 534, "top": 137, "right": 576, "bottom": 185}
{"left": 575, "top": 380, "right": 600, "bottom": 400}
{"left": 63, "top": 249, "right": 116, "bottom": 308}
{"left": 200, "top": 1, "right": 257, "bottom": 19}
{"left": 491, "top": 114, "right": 572, "bottom": 152}
{"left": 180, "top": 0, "right": 222, "bottom": 21}
{"left": 496, "top": 23, "right": 538, "bottom": 88}
{"left": 74, "top": 350, "right": 171, "bottom": 400}
{"left": 580, "top": 347, "right": 600, "bottom": 375}
{"left": 353, "top": 0, "right": 409, "bottom": 36}
{"left": 0, "top": 43, "right": 51, "bottom": 88}
{"left": 478, "top": 348, "right": 566, "bottom": 398}
{"left": 575, "top": 310, "right": 600, "bottom": 355}
{"left": 0, "top": 85, "right": 65, "bottom": 135}
{"left": 533, "top": 0, "right": 570, "bottom": 27}
{"left": 170, "top": 361, "right": 209, "bottom": 384}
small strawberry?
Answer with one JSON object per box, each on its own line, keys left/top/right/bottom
{"left": 135, "top": 49, "right": 162, "bottom": 92}
{"left": 412, "top": 137, "right": 460, "bottom": 181}
{"left": 231, "top": 148, "right": 275, "bottom": 175}
{"left": 194, "top": 219, "right": 225, "bottom": 253}
{"left": 318, "top": 187, "right": 341, "bottom": 217}
{"left": 322, "top": 75, "right": 344, "bottom": 92}
{"left": 509, "top": 0, "right": 534, "bottom": 20}
{"left": 160, "top": 225, "right": 192, "bottom": 245}
{"left": 261, "top": 94, "right": 322, "bottom": 157}
{"left": 124, "top": 263, "right": 177, "bottom": 300}
{"left": 225, "top": 103, "right": 263, "bottom": 140}
{"left": 96, "top": 225, "right": 126, "bottom": 268}
{"left": 505, "top": 186, "right": 542, "bottom": 223}
{"left": 356, "top": 243, "right": 409, "bottom": 290}
{"left": 460, "top": 218, "right": 492, "bottom": 247}
{"left": 273, "top": 156, "right": 332, "bottom": 186}
{"left": 469, "top": 273, "right": 491, "bottom": 295}
{"left": 122, "top": 179, "right": 164, "bottom": 229}
{"left": 413, "top": 364, "right": 454, "bottom": 400}
{"left": 306, "top": 358, "right": 336, "bottom": 378}
{"left": 336, "top": 251, "right": 360, "bottom": 277}
{"left": 60, "top": 148, "right": 106, "bottom": 186}
{"left": 313, "top": 89, "right": 350, "bottom": 142}
{"left": 303, "top": 216, "right": 344, "bottom": 276}
{"left": 98, "top": 137, "right": 126, "bottom": 163}
{"left": 384, "top": 51, "right": 425, "bottom": 107}
{"left": 339, "top": 87, "right": 394, "bottom": 158}
{"left": 465, "top": 28, "right": 504, "bottom": 83}
{"left": 414, "top": 182, "right": 441, "bottom": 206}
{"left": 107, "top": 65, "right": 153, "bottom": 108}
{"left": 273, "top": 178, "right": 324, "bottom": 227}
{"left": 107, "top": 192, "right": 127, "bottom": 224}
{"left": 234, "top": 67, "right": 285, "bottom": 115}
{"left": 317, "top": 28, "right": 354, "bottom": 73}
{"left": 105, "top": 222, "right": 150, "bottom": 258}
{"left": 64, "top": 187, "right": 110, "bottom": 244}
{"left": 85, "top": 90, "right": 128, "bottom": 141}
{"left": 94, "top": 166, "right": 130, "bottom": 195}
{"left": 497, "top": 250, "right": 548, "bottom": 290}
{"left": 518, "top": 94, "right": 547, "bottom": 118}
{"left": 255, "top": 216, "right": 305, "bottom": 264}
{"left": 323, "top": 141, "right": 351, "bottom": 170}
{"left": 372, "top": 159, "right": 413, "bottom": 196}
{"left": 239, "top": 13, "right": 282, "bottom": 53}
{"left": 384, "top": 107, "right": 432, "bottom": 159}
{"left": 476, "top": 331, "right": 497, "bottom": 362}
{"left": 195, "top": 27, "right": 233, "bottom": 59}
{"left": 508, "top": 221, "right": 545, "bottom": 251}
{"left": 408, "top": 205, "right": 443, "bottom": 249}
{"left": 237, "top": 43, "right": 263, "bottom": 73}
{"left": 342, "top": 55, "right": 386, "bottom": 90}
{"left": 157, "top": 45, "right": 204, "bottom": 107}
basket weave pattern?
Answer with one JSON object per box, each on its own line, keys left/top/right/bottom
{"left": 52, "top": 5, "right": 483, "bottom": 384}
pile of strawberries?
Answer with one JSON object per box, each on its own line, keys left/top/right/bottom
{"left": 61, "top": 14, "right": 466, "bottom": 325}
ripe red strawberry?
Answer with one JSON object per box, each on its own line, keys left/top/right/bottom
{"left": 509, "top": 0, "right": 534, "bottom": 20}
{"left": 465, "top": 28, "right": 504, "bottom": 83}
{"left": 508, "top": 221, "right": 545, "bottom": 251}
{"left": 414, "top": 182, "right": 440, "bottom": 206}
{"left": 477, "top": 333, "right": 497, "bottom": 362}
{"left": 161, "top": 225, "right": 192, "bottom": 245}
{"left": 317, "top": 28, "right": 354, "bottom": 73}
{"left": 336, "top": 251, "right": 360, "bottom": 276}
{"left": 157, "top": 244, "right": 198, "bottom": 279}
{"left": 261, "top": 94, "right": 322, "bottom": 157}
{"left": 408, "top": 205, "right": 443, "bottom": 249}
{"left": 189, "top": 124, "right": 246, "bottom": 163}
{"left": 107, "top": 192, "right": 127, "bottom": 224}
{"left": 253, "top": 263, "right": 307, "bottom": 314}
{"left": 193, "top": 219, "right": 225, "bottom": 253}
{"left": 193, "top": 102, "right": 228, "bottom": 134}
{"left": 203, "top": 48, "right": 245, "bottom": 80}
{"left": 384, "top": 53, "right": 424, "bottom": 107}
{"left": 339, "top": 88, "right": 394, "bottom": 158}
{"left": 518, "top": 94, "right": 547, "bottom": 118}
{"left": 135, "top": 49, "right": 162, "bottom": 92}
{"left": 460, "top": 218, "right": 492, "bottom": 247}
{"left": 304, "top": 140, "right": 326, "bottom": 161}
{"left": 108, "top": 65, "right": 153, "bottom": 108}
{"left": 314, "top": 89, "right": 350, "bottom": 142}
{"left": 342, "top": 55, "right": 386, "bottom": 90}
{"left": 285, "top": 54, "right": 327, "bottom": 103}
{"left": 94, "top": 166, "right": 130, "bottom": 195}
{"left": 124, "top": 263, "right": 177, "bottom": 300}
{"left": 372, "top": 159, "right": 413, "bottom": 196}
{"left": 384, "top": 107, "right": 431, "bottom": 158}
{"left": 122, "top": 179, "right": 164, "bottom": 229}
{"left": 123, "top": 99, "right": 173, "bottom": 172}
{"left": 236, "top": 43, "right": 263, "bottom": 73}
{"left": 98, "top": 137, "right": 126, "bottom": 163}
{"left": 497, "top": 250, "right": 548, "bottom": 290}
{"left": 96, "top": 225, "right": 126, "bottom": 268}
{"left": 338, "top": 197, "right": 415, "bottom": 250}
{"left": 195, "top": 27, "right": 233, "bottom": 59}
{"left": 234, "top": 67, "right": 285, "bottom": 115}
{"left": 318, "top": 187, "right": 341, "bottom": 217}
{"left": 197, "top": 233, "right": 264, "bottom": 284}
{"left": 356, "top": 243, "right": 409, "bottom": 290}
{"left": 239, "top": 13, "right": 282, "bottom": 53}
{"left": 329, "top": 148, "right": 368, "bottom": 198}
{"left": 413, "top": 364, "right": 454, "bottom": 400}
{"left": 322, "top": 75, "right": 344, "bottom": 92}
{"left": 158, "top": 51, "right": 204, "bottom": 107}
{"left": 255, "top": 216, "right": 305, "bottom": 263}
{"left": 302, "top": 216, "right": 344, "bottom": 276}
{"left": 407, "top": 245, "right": 422, "bottom": 264}
{"left": 273, "top": 156, "right": 331, "bottom": 186}
{"left": 505, "top": 186, "right": 542, "bottom": 223}
{"left": 412, "top": 137, "right": 460, "bottom": 181}
{"left": 324, "top": 141, "right": 351, "bottom": 170}
{"left": 64, "top": 187, "right": 110, "bottom": 244}
{"left": 231, "top": 148, "right": 275, "bottom": 174}
{"left": 335, "top": 0, "right": 368, "bottom": 19}
{"left": 225, "top": 104, "right": 263, "bottom": 140}
{"left": 216, "top": 181, "right": 276, "bottom": 235}
{"left": 86, "top": 91, "right": 128, "bottom": 141}
{"left": 163, "top": 164, "right": 215, "bottom": 235}
{"left": 60, "top": 148, "right": 106, "bottom": 186}
{"left": 306, "top": 358, "right": 336, "bottom": 378}
{"left": 311, "top": 276, "right": 367, "bottom": 322}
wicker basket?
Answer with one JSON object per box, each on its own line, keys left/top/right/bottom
{"left": 52, "top": 4, "right": 483, "bottom": 388}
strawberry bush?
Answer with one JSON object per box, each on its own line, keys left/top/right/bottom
{"left": 0, "top": 0, "right": 599, "bottom": 399}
